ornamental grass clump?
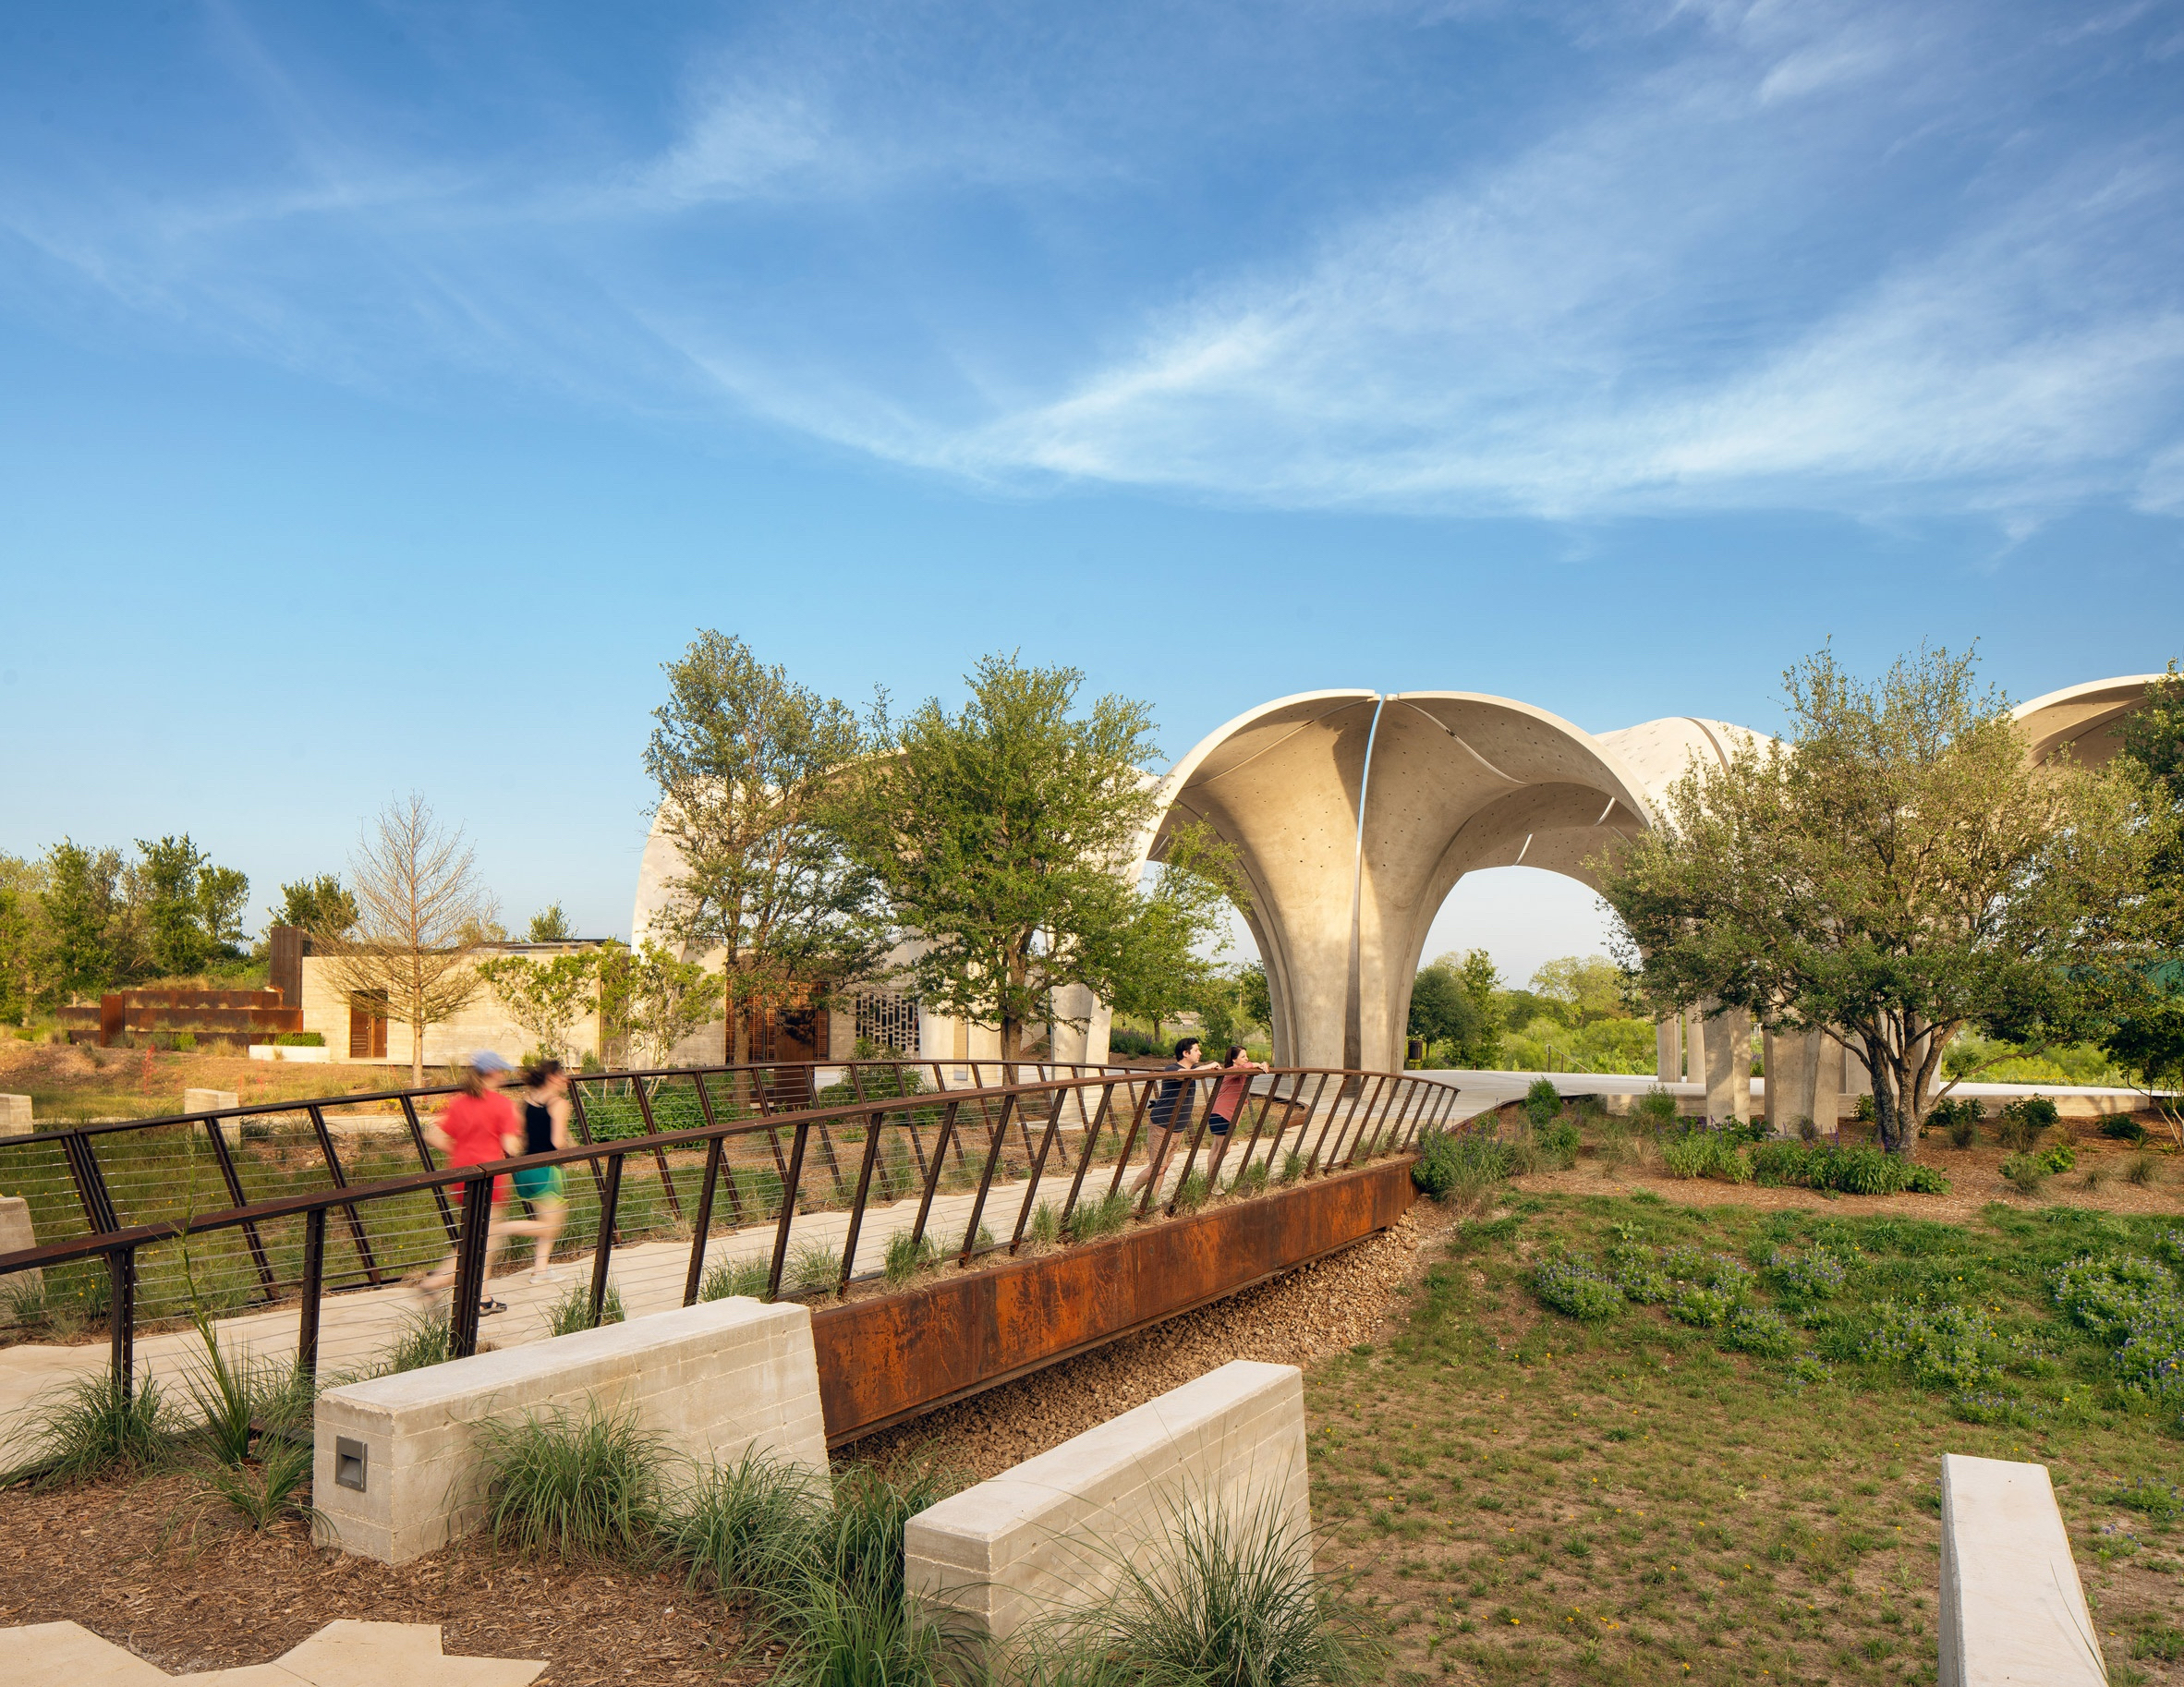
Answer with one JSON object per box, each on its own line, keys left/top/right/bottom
{"left": 1011, "top": 1496, "right": 1368, "bottom": 1687}
{"left": 1410, "top": 1127, "right": 1513, "bottom": 1210}
{"left": 884, "top": 1232, "right": 945, "bottom": 1287}
{"left": 11, "top": 1368, "right": 170, "bottom": 1488}
{"left": 700, "top": 1256, "right": 774, "bottom": 1301}
{"left": 1064, "top": 1190, "right": 1134, "bottom": 1244}
{"left": 546, "top": 1281, "right": 625, "bottom": 1336}
{"left": 475, "top": 1400, "right": 666, "bottom": 1561}
{"left": 662, "top": 1447, "right": 827, "bottom": 1597}
{"left": 1530, "top": 1255, "right": 1624, "bottom": 1321}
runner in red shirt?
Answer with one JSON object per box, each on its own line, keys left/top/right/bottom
{"left": 418, "top": 1050, "right": 545, "bottom": 1317}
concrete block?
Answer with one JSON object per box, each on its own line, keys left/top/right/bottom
{"left": 0, "top": 1095, "right": 30, "bottom": 1134}
{"left": 1938, "top": 1453, "right": 2103, "bottom": 1687}
{"left": 312, "top": 1297, "right": 828, "bottom": 1566}
{"left": 183, "top": 1088, "right": 238, "bottom": 1115}
{"left": 904, "top": 1359, "right": 1311, "bottom": 1647}
{"left": 0, "top": 1195, "right": 40, "bottom": 1323}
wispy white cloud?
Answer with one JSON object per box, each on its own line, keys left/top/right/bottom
{"left": 2, "top": 0, "right": 2178, "bottom": 526}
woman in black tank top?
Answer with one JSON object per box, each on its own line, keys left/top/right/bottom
{"left": 510, "top": 1060, "right": 574, "bottom": 1283}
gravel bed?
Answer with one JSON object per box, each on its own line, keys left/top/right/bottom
{"left": 844, "top": 1206, "right": 1446, "bottom": 1480}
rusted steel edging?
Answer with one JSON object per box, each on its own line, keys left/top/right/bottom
{"left": 810, "top": 1154, "right": 1418, "bottom": 1447}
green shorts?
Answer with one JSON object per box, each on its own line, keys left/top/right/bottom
{"left": 512, "top": 1163, "right": 564, "bottom": 1206}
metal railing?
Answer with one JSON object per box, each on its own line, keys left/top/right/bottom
{"left": 0, "top": 1060, "right": 1457, "bottom": 1402}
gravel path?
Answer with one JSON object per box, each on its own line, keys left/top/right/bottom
{"left": 845, "top": 1207, "right": 1446, "bottom": 1480}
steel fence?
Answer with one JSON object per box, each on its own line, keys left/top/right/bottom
{"left": 0, "top": 1060, "right": 1457, "bottom": 1403}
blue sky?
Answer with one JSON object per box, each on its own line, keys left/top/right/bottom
{"left": 3, "top": 0, "right": 2181, "bottom": 985}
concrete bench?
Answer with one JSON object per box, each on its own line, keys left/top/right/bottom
{"left": 1939, "top": 1453, "right": 2103, "bottom": 1686}
{"left": 904, "top": 1359, "right": 1310, "bottom": 1646}
{"left": 313, "top": 1297, "right": 828, "bottom": 1565}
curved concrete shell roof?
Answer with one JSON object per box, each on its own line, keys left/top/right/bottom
{"left": 1152, "top": 674, "right": 2164, "bottom": 1074}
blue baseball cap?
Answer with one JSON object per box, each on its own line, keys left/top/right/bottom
{"left": 469, "top": 1050, "right": 514, "bottom": 1074}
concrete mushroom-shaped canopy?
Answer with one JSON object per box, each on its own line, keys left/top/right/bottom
{"left": 2013, "top": 674, "right": 2168, "bottom": 770}
{"left": 1153, "top": 690, "right": 1665, "bottom": 1074}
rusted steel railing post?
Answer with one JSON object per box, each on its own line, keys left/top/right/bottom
{"left": 62, "top": 1127, "right": 120, "bottom": 1237}
{"left": 588, "top": 1152, "right": 624, "bottom": 1328}
{"left": 107, "top": 1243, "right": 136, "bottom": 1403}
{"left": 1342, "top": 1074, "right": 1391, "bottom": 1168}
{"left": 399, "top": 1093, "right": 462, "bottom": 1244}
{"left": 1008, "top": 1087, "right": 1070, "bottom": 1253}
{"left": 199, "top": 1113, "right": 276, "bottom": 1300}
{"left": 837, "top": 1104, "right": 890, "bottom": 1288}
{"left": 627, "top": 1079, "right": 686, "bottom": 1223}
{"left": 564, "top": 1080, "right": 612, "bottom": 1205}
{"left": 684, "top": 1134, "right": 726, "bottom": 1306}
{"left": 1057, "top": 1079, "right": 1116, "bottom": 1224}
{"left": 767, "top": 1122, "right": 811, "bottom": 1300}
{"left": 958, "top": 1093, "right": 1016, "bottom": 1264}
{"left": 1103, "top": 1077, "right": 1155, "bottom": 1203}
{"left": 907, "top": 1099, "right": 962, "bottom": 1251}
{"left": 692, "top": 1075, "right": 746, "bottom": 1228}
{"left": 449, "top": 1173, "right": 494, "bottom": 1360}
{"left": 297, "top": 1205, "right": 327, "bottom": 1384}
{"left": 307, "top": 1104, "right": 382, "bottom": 1285}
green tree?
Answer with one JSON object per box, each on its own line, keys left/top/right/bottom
{"left": 596, "top": 940, "right": 714, "bottom": 1068}
{"left": 477, "top": 951, "right": 599, "bottom": 1063}
{"left": 527, "top": 902, "right": 576, "bottom": 942}
{"left": 1237, "top": 960, "right": 1271, "bottom": 1033}
{"left": 0, "top": 855, "right": 50, "bottom": 1025}
{"left": 269, "top": 874, "right": 359, "bottom": 938}
{"left": 829, "top": 652, "right": 1238, "bottom": 1063}
{"left": 1598, "top": 646, "right": 2153, "bottom": 1156}
{"left": 2099, "top": 662, "right": 2184, "bottom": 1135}
{"left": 1455, "top": 949, "right": 1504, "bottom": 1066}
{"left": 42, "top": 840, "right": 129, "bottom": 1000}
{"left": 130, "top": 835, "right": 249, "bottom": 975}
{"left": 644, "top": 631, "right": 887, "bottom": 1066}
{"left": 1529, "top": 955, "right": 1629, "bottom": 1023}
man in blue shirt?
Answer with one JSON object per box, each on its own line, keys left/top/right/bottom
{"left": 1128, "top": 1036, "right": 1205, "bottom": 1202}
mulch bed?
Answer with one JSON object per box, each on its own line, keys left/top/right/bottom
{"left": 0, "top": 1472, "right": 766, "bottom": 1683}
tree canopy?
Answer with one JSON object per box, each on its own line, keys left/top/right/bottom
{"left": 828, "top": 651, "right": 1239, "bottom": 1062}
{"left": 1597, "top": 645, "right": 2154, "bottom": 1155}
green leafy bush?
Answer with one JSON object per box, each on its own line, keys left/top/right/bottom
{"left": 1925, "top": 1095, "right": 1982, "bottom": 1147}
{"left": 1997, "top": 1096, "right": 2060, "bottom": 1151}
{"left": 1523, "top": 1077, "right": 1563, "bottom": 1130}
{"left": 2102, "top": 1117, "right": 2150, "bottom": 1145}
{"left": 1766, "top": 1245, "right": 1849, "bottom": 1301}
{"left": 1722, "top": 1305, "right": 1797, "bottom": 1357}
{"left": 1632, "top": 1086, "right": 1680, "bottom": 1129}
{"left": 1660, "top": 1132, "right": 1748, "bottom": 1182}
{"left": 1531, "top": 1255, "right": 1624, "bottom": 1321}
{"left": 1863, "top": 1302, "right": 2008, "bottom": 1392}
{"left": 1747, "top": 1140, "right": 1948, "bottom": 1195}
{"left": 1669, "top": 1285, "right": 1738, "bottom": 1328}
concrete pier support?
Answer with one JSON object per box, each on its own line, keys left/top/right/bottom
{"left": 1703, "top": 1007, "right": 1752, "bottom": 1123}
{"left": 1655, "top": 1019, "right": 1680, "bottom": 1086}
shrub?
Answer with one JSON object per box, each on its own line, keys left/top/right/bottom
{"left": 1531, "top": 1256, "right": 1624, "bottom": 1321}
{"left": 2102, "top": 1117, "right": 2149, "bottom": 1145}
{"left": 1926, "top": 1095, "right": 1982, "bottom": 1147}
{"left": 700, "top": 1256, "right": 774, "bottom": 1302}
{"left": 2041, "top": 1142, "right": 2077, "bottom": 1173}
{"left": 1532, "top": 1115, "right": 1581, "bottom": 1171}
{"left": 1633, "top": 1086, "right": 1681, "bottom": 1129}
{"left": 546, "top": 1281, "right": 625, "bottom": 1336}
{"left": 1998, "top": 1097, "right": 2060, "bottom": 1151}
{"left": 1523, "top": 1078, "right": 1563, "bottom": 1130}
{"left": 1722, "top": 1305, "right": 1796, "bottom": 1358}
{"left": 1669, "top": 1285, "right": 1738, "bottom": 1328}
{"left": 476, "top": 1401, "right": 665, "bottom": 1560}
{"left": 1864, "top": 1302, "right": 2007, "bottom": 1392}
{"left": 1411, "top": 1128, "right": 1512, "bottom": 1208}
{"left": 1766, "top": 1246, "right": 1849, "bottom": 1302}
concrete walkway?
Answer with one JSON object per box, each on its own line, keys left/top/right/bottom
{"left": 0, "top": 1125, "right": 1304, "bottom": 1448}
{"left": 0, "top": 1620, "right": 540, "bottom": 1686}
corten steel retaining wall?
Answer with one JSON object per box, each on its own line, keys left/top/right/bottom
{"left": 812, "top": 1156, "right": 1415, "bottom": 1444}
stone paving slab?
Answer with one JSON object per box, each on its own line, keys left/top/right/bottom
{"left": 0, "top": 1620, "right": 542, "bottom": 1686}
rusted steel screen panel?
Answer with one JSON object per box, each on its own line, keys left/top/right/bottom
{"left": 810, "top": 1156, "right": 1415, "bottom": 1445}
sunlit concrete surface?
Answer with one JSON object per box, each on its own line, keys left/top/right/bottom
{"left": 0, "top": 1619, "right": 542, "bottom": 1686}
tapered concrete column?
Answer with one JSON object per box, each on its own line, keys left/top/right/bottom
{"left": 1763, "top": 1028, "right": 1825, "bottom": 1136}
{"left": 1814, "top": 1032, "right": 1846, "bottom": 1128}
{"left": 1680, "top": 1005, "right": 1704, "bottom": 1082}
{"left": 1703, "top": 1007, "right": 1751, "bottom": 1122}
{"left": 1656, "top": 1019, "right": 1680, "bottom": 1086}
